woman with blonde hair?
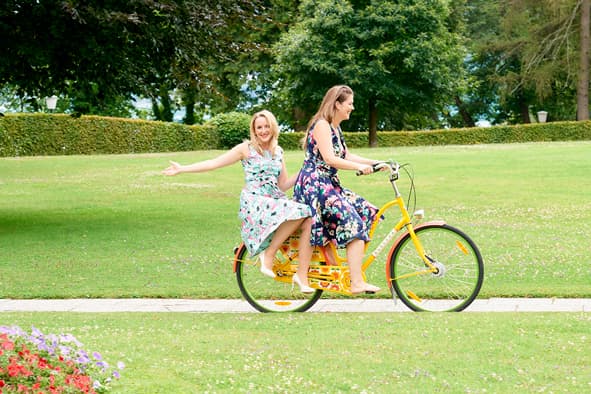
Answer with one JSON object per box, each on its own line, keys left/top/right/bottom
{"left": 163, "top": 110, "right": 314, "bottom": 292}
{"left": 294, "top": 85, "right": 382, "bottom": 294}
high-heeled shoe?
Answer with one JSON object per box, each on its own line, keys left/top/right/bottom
{"left": 259, "top": 254, "right": 276, "bottom": 278}
{"left": 350, "top": 283, "right": 381, "bottom": 295}
{"left": 292, "top": 274, "right": 314, "bottom": 294}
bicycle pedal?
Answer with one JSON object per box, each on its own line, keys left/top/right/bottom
{"left": 350, "top": 288, "right": 380, "bottom": 295}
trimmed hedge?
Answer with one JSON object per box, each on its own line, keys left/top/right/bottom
{"left": 1, "top": 113, "right": 590, "bottom": 157}
{"left": 0, "top": 114, "right": 216, "bottom": 156}
{"left": 280, "top": 121, "right": 591, "bottom": 149}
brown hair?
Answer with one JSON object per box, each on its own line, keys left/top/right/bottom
{"left": 303, "top": 85, "right": 353, "bottom": 148}
{"left": 308, "top": 85, "right": 353, "bottom": 130}
{"left": 249, "top": 110, "right": 279, "bottom": 155}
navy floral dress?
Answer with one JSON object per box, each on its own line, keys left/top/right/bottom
{"left": 293, "top": 123, "right": 380, "bottom": 248}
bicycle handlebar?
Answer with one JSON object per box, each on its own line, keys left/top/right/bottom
{"left": 355, "top": 161, "right": 399, "bottom": 176}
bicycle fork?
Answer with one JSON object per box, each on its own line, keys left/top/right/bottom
{"left": 368, "top": 198, "right": 439, "bottom": 269}
{"left": 373, "top": 197, "right": 444, "bottom": 293}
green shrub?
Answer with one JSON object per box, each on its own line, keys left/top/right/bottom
{"left": 278, "top": 121, "right": 591, "bottom": 149}
{"left": 0, "top": 114, "right": 215, "bottom": 157}
{"left": 1, "top": 113, "right": 591, "bottom": 157}
{"left": 278, "top": 132, "right": 305, "bottom": 150}
{"left": 206, "top": 112, "right": 251, "bottom": 149}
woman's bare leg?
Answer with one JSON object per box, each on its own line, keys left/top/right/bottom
{"left": 295, "top": 218, "right": 313, "bottom": 286}
{"left": 261, "top": 218, "right": 305, "bottom": 270}
{"left": 347, "top": 238, "right": 380, "bottom": 294}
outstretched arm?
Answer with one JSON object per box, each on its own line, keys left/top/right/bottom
{"left": 162, "top": 142, "right": 248, "bottom": 176}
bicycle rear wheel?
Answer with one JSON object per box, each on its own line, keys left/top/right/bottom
{"left": 388, "top": 224, "right": 483, "bottom": 312}
{"left": 234, "top": 244, "right": 323, "bottom": 313}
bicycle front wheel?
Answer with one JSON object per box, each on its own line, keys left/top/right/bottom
{"left": 388, "top": 224, "right": 484, "bottom": 312}
{"left": 235, "top": 244, "right": 323, "bottom": 313}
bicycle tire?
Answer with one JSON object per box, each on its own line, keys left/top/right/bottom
{"left": 388, "top": 224, "right": 484, "bottom": 312}
{"left": 234, "top": 244, "right": 323, "bottom": 313}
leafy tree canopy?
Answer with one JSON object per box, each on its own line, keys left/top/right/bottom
{"left": 271, "top": 0, "right": 467, "bottom": 139}
{"left": 0, "top": 0, "right": 261, "bottom": 115}
{"left": 464, "top": 0, "right": 587, "bottom": 124}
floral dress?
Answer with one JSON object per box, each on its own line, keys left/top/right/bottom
{"left": 239, "top": 145, "right": 311, "bottom": 256}
{"left": 293, "top": 123, "right": 380, "bottom": 248}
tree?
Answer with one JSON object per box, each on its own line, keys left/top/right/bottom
{"left": 0, "top": 0, "right": 261, "bottom": 117}
{"left": 465, "top": 0, "right": 590, "bottom": 124}
{"left": 578, "top": 0, "right": 590, "bottom": 120}
{"left": 185, "top": 0, "right": 301, "bottom": 121}
{"left": 460, "top": 0, "right": 530, "bottom": 124}
{"left": 271, "top": 0, "right": 466, "bottom": 145}
{"left": 146, "top": 0, "right": 266, "bottom": 123}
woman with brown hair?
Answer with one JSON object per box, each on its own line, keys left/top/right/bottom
{"left": 294, "top": 85, "right": 382, "bottom": 294}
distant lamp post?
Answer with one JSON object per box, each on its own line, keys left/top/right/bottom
{"left": 537, "top": 110, "right": 548, "bottom": 123}
{"left": 46, "top": 95, "right": 58, "bottom": 112}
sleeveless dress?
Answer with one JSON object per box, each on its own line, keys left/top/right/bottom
{"left": 293, "top": 123, "right": 380, "bottom": 248}
{"left": 239, "top": 145, "right": 312, "bottom": 256}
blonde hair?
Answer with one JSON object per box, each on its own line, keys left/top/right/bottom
{"left": 249, "top": 110, "right": 280, "bottom": 155}
{"left": 304, "top": 85, "right": 353, "bottom": 148}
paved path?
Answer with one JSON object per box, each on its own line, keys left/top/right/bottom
{"left": 0, "top": 298, "right": 589, "bottom": 313}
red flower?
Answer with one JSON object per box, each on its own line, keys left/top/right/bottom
{"left": 1, "top": 326, "right": 123, "bottom": 393}
{"left": 1, "top": 339, "right": 14, "bottom": 352}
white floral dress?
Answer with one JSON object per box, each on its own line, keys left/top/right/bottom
{"left": 239, "top": 145, "right": 311, "bottom": 256}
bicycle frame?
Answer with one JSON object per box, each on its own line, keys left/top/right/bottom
{"left": 363, "top": 171, "right": 440, "bottom": 279}
{"left": 294, "top": 163, "right": 441, "bottom": 294}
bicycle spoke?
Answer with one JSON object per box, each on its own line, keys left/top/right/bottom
{"left": 389, "top": 224, "right": 483, "bottom": 312}
{"left": 234, "top": 244, "right": 322, "bottom": 312}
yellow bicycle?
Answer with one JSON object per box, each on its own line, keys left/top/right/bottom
{"left": 233, "top": 161, "right": 484, "bottom": 312}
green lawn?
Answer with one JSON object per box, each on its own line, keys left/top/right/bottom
{"left": 2, "top": 312, "right": 590, "bottom": 393}
{"left": 1, "top": 141, "right": 590, "bottom": 299}
{"left": 1, "top": 141, "right": 590, "bottom": 393}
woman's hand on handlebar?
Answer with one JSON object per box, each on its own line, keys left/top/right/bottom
{"left": 356, "top": 164, "right": 374, "bottom": 176}
{"left": 356, "top": 161, "right": 389, "bottom": 176}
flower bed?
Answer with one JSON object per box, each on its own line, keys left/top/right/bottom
{"left": 0, "top": 326, "right": 124, "bottom": 393}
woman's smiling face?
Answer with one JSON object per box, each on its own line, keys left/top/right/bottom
{"left": 254, "top": 115, "right": 272, "bottom": 146}
{"left": 335, "top": 93, "right": 354, "bottom": 122}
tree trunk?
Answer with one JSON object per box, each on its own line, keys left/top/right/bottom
{"left": 454, "top": 95, "right": 476, "bottom": 127}
{"left": 160, "top": 93, "right": 173, "bottom": 122}
{"left": 183, "top": 89, "right": 196, "bottom": 125}
{"left": 518, "top": 93, "right": 530, "bottom": 123}
{"left": 578, "top": 0, "right": 590, "bottom": 120}
{"left": 184, "top": 101, "right": 195, "bottom": 125}
{"left": 292, "top": 107, "right": 308, "bottom": 131}
{"left": 151, "top": 98, "right": 161, "bottom": 120}
{"left": 368, "top": 97, "right": 378, "bottom": 148}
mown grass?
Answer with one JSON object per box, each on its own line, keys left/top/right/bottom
{"left": 1, "top": 141, "right": 590, "bottom": 393}
{"left": 2, "top": 312, "right": 589, "bottom": 393}
{"left": 1, "top": 141, "right": 590, "bottom": 299}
